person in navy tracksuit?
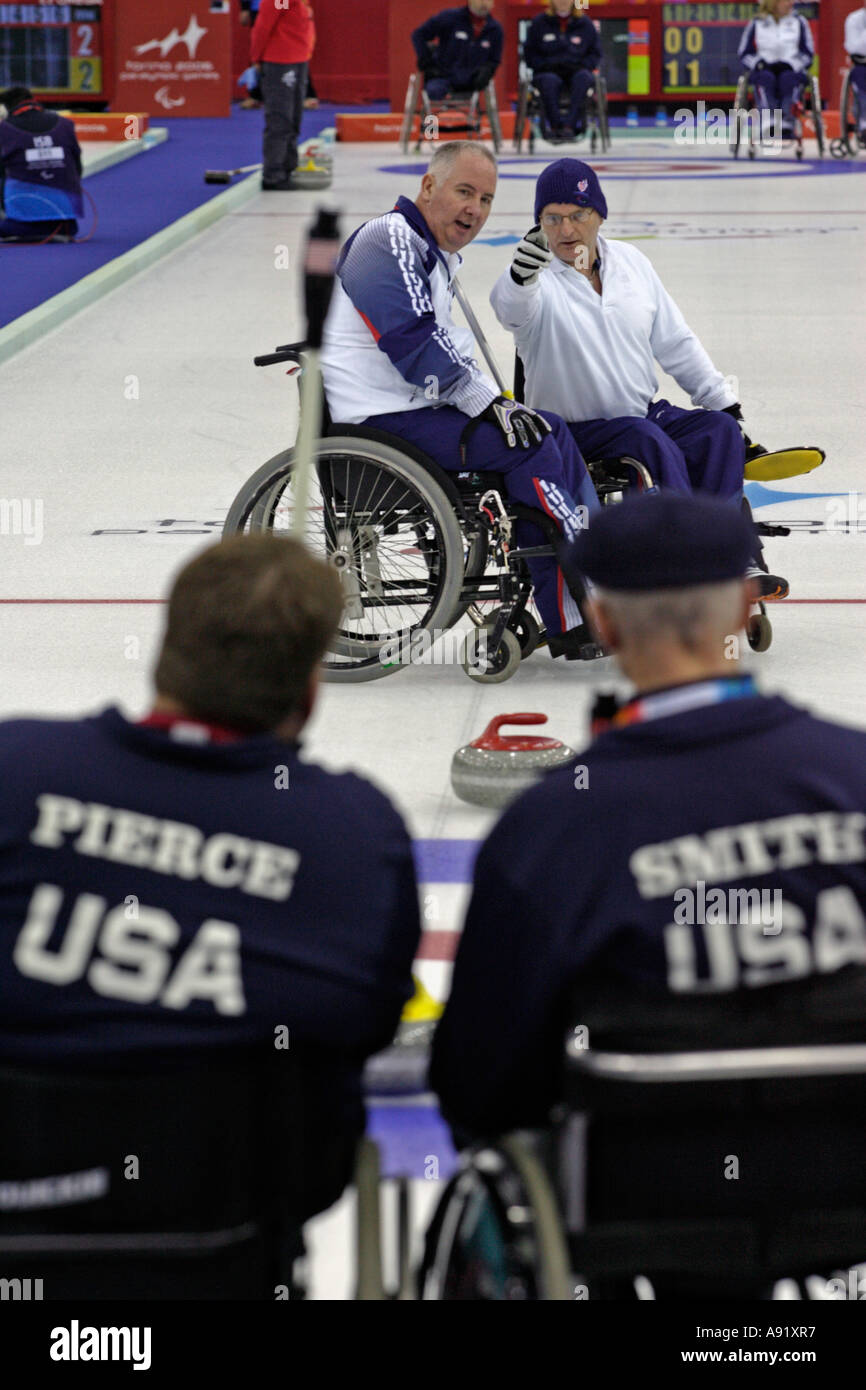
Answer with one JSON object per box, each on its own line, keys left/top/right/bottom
{"left": 525, "top": 0, "right": 602, "bottom": 142}
{"left": 412, "top": 1, "right": 504, "bottom": 99}
{"left": 0, "top": 86, "right": 82, "bottom": 242}
{"left": 432, "top": 492, "right": 866, "bottom": 1134}
{"left": 0, "top": 535, "right": 421, "bottom": 1225}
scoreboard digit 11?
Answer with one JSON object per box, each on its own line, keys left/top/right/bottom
{"left": 0, "top": 1, "right": 105, "bottom": 102}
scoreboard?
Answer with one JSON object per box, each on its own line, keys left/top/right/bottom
{"left": 504, "top": 0, "right": 823, "bottom": 104}
{"left": 661, "top": 1, "right": 819, "bottom": 95}
{"left": 0, "top": 1, "right": 106, "bottom": 101}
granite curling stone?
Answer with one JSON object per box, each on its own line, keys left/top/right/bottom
{"left": 450, "top": 713, "right": 576, "bottom": 809}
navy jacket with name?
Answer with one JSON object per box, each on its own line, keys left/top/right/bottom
{"left": 524, "top": 12, "right": 601, "bottom": 75}
{"left": 0, "top": 104, "right": 83, "bottom": 220}
{"left": 430, "top": 692, "right": 866, "bottom": 1138}
{"left": 412, "top": 6, "right": 504, "bottom": 88}
{"left": 0, "top": 709, "right": 420, "bottom": 1127}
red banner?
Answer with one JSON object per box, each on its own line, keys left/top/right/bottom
{"left": 113, "top": 0, "right": 232, "bottom": 117}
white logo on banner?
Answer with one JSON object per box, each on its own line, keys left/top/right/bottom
{"left": 155, "top": 87, "right": 186, "bottom": 109}
{"left": 134, "top": 15, "right": 208, "bottom": 60}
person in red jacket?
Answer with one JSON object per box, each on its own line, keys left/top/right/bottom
{"left": 250, "top": 0, "right": 315, "bottom": 190}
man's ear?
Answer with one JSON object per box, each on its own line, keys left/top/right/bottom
{"left": 419, "top": 172, "right": 435, "bottom": 203}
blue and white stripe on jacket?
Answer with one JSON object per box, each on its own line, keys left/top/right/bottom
{"left": 321, "top": 196, "right": 498, "bottom": 425}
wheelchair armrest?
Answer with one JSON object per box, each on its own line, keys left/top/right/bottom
{"left": 566, "top": 1042, "right": 866, "bottom": 1083}
{"left": 254, "top": 342, "right": 308, "bottom": 368}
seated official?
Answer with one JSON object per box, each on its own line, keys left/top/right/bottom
{"left": 412, "top": 2, "right": 503, "bottom": 100}
{"left": 431, "top": 493, "right": 866, "bottom": 1155}
{"left": 0, "top": 535, "right": 421, "bottom": 1226}
{"left": 490, "top": 158, "right": 788, "bottom": 600}
{"left": 0, "top": 86, "right": 82, "bottom": 242}
{"left": 524, "top": 0, "right": 601, "bottom": 144}
{"left": 845, "top": 3, "right": 866, "bottom": 144}
{"left": 738, "top": 0, "right": 814, "bottom": 140}
{"left": 320, "top": 139, "right": 602, "bottom": 661}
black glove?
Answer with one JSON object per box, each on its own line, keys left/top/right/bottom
{"left": 472, "top": 63, "right": 496, "bottom": 91}
{"left": 510, "top": 224, "right": 553, "bottom": 286}
{"left": 480, "top": 396, "right": 552, "bottom": 449}
{"left": 459, "top": 395, "right": 552, "bottom": 465}
{"left": 754, "top": 59, "right": 767, "bottom": 71}
{"left": 852, "top": 54, "right": 866, "bottom": 65}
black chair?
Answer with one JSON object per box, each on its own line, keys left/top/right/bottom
{"left": 421, "top": 968, "right": 866, "bottom": 1299}
{"left": 0, "top": 1047, "right": 359, "bottom": 1299}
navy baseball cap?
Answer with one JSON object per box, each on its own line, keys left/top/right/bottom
{"left": 534, "top": 159, "right": 608, "bottom": 223}
{"left": 568, "top": 493, "right": 754, "bottom": 591}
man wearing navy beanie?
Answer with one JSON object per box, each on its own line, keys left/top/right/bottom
{"left": 432, "top": 492, "right": 866, "bottom": 1298}
{"left": 490, "top": 158, "right": 788, "bottom": 601}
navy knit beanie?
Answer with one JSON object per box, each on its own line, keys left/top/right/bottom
{"left": 534, "top": 159, "right": 608, "bottom": 223}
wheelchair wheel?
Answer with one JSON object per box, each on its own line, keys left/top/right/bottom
{"left": 464, "top": 625, "right": 522, "bottom": 684}
{"left": 842, "top": 68, "right": 860, "bottom": 156}
{"left": 514, "top": 78, "right": 530, "bottom": 153}
{"left": 730, "top": 75, "right": 748, "bottom": 159}
{"left": 420, "top": 1138, "right": 572, "bottom": 1301}
{"left": 747, "top": 609, "right": 773, "bottom": 653}
{"left": 809, "top": 77, "right": 825, "bottom": 159}
{"left": 400, "top": 73, "right": 420, "bottom": 156}
{"left": 223, "top": 437, "right": 466, "bottom": 682}
{"left": 596, "top": 75, "right": 611, "bottom": 152}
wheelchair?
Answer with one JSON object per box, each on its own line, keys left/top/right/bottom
{"left": 730, "top": 67, "right": 825, "bottom": 160}
{"left": 514, "top": 60, "right": 610, "bottom": 155}
{"left": 831, "top": 65, "right": 866, "bottom": 158}
{"left": 222, "top": 342, "right": 675, "bottom": 686}
{"left": 420, "top": 971, "right": 866, "bottom": 1300}
{"left": 400, "top": 70, "right": 503, "bottom": 156}
{"left": 224, "top": 343, "right": 778, "bottom": 681}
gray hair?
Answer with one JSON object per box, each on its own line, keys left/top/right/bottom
{"left": 596, "top": 581, "right": 744, "bottom": 654}
{"left": 427, "top": 140, "right": 497, "bottom": 183}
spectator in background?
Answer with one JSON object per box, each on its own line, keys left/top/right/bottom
{"left": 250, "top": 0, "right": 316, "bottom": 190}
{"left": 0, "top": 86, "right": 82, "bottom": 243}
{"left": 844, "top": 2, "right": 866, "bottom": 144}
{"left": 412, "top": 2, "right": 504, "bottom": 100}
{"left": 524, "top": 1, "right": 602, "bottom": 144}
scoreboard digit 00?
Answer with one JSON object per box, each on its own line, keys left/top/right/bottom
{"left": 661, "top": 2, "right": 819, "bottom": 95}
{"left": 0, "top": 2, "right": 104, "bottom": 99}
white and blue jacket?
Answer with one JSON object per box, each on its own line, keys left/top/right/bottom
{"left": 738, "top": 11, "right": 814, "bottom": 71}
{"left": 320, "top": 196, "right": 499, "bottom": 424}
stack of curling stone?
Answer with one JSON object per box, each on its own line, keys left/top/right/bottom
{"left": 451, "top": 713, "right": 576, "bottom": 809}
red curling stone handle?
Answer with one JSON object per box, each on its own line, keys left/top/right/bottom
{"left": 471, "top": 713, "right": 563, "bottom": 752}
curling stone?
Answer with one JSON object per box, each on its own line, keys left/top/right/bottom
{"left": 289, "top": 157, "right": 334, "bottom": 190}
{"left": 450, "top": 713, "right": 576, "bottom": 809}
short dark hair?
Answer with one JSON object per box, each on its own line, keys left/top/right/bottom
{"left": 1, "top": 87, "right": 33, "bottom": 113}
{"left": 154, "top": 535, "right": 343, "bottom": 732}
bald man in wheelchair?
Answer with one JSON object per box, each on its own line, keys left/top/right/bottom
{"left": 490, "top": 157, "right": 790, "bottom": 601}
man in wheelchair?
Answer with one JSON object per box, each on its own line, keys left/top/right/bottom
{"left": 524, "top": 0, "right": 602, "bottom": 144}
{"left": 320, "top": 139, "right": 603, "bottom": 661}
{"left": 430, "top": 493, "right": 866, "bottom": 1295}
{"left": 412, "top": 1, "right": 504, "bottom": 102}
{"left": 738, "top": 0, "right": 815, "bottom": 142}
{"left": 490, "top": 157, "right": 788, "bottom": 601}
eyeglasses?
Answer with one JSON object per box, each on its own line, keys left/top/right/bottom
{"left": 541, "top": 209, "right": 593, "bottom": 228}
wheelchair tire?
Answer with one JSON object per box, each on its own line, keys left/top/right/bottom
{"left": 747, "top": 610, "right": 773, "bottom": 653}
{"left": 810, "top": 77, "right": 825, "bottom": 159}
{"left": 464, "top": 626, "right": 522, "bottom": 683}
{"left": 596, "top": 75, "right": 611, "bottom": 152}
{"left": 223, "top": 437, "right": 466, "bottom": 682}
{"left": 837, "top": 68, "right": 858, "bottom": 157}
